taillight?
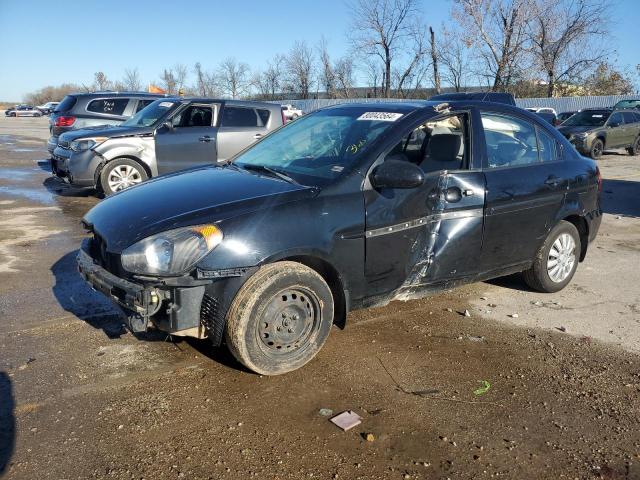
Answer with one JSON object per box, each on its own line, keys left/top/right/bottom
{"left": 596, "top": 166, "right": 602, "bottom": 192}
{"left": 55, "top": 116, "right": 76, "bottom": 127}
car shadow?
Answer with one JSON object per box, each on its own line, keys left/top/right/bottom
{"left": 183, "top": 338, "right": 251, "bottom": 373}
{"left": 0, "top": 372, "right": 15, "bottom": 477}
{"left": 601, "top": 179, "right": 640, "bottom": 218}
{"left": 484, "top": 273, "right": 537, "bottom": 292}
{"left": 42, "top": 176, "right": 95, "bottom": 198}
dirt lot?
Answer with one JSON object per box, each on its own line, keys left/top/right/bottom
{"left": 0, "top": 115, "right": 639, "bottom": 480}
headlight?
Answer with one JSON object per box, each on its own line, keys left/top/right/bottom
{"left": 121, "top": 224, "right": 223, "bottom": 275}
{"left": 70, "top": 136, "right": 108, "bottom": 152}
{"left": 573, "top": 132, "right": 588, "bottom": 139}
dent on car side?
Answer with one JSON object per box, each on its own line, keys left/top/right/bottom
{"left": 78, "top": 100, "right": 602, "bottom": 366}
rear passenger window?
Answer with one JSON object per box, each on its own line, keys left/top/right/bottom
{"left": 87, "top": 98, "right": 129, "bottom": 116}
{"left": 135, "top": 99, "right": 155, "bottom": 113}
{"left": 384, "top": 114, "right": 468, "bottom": 173}
{"left": 221, "top": 107, "right": 259, "bottom": 127}
{"left": 536, "top": 127, "right": 558, "bottom": 163}
{"left": 622, "top": 112, "right": 637, "bottom": 124}
{"left": 257, "top": 109, "right": 270, "bottom": 126}
{"left": 481, "top": 113, "right": 539, "bottom": 168}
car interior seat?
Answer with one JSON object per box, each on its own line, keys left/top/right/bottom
{"left": 419, "top": 133, "right": 463, "bottom": 173}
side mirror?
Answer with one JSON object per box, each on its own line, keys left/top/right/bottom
{"left": 608, "top": 121, "right": 620, "bottom": 128}
{"left": 162, "top": 120, "right": 174, "bottom": 131}
{"left": 371, "top": 159, "right": 425, "bottom": 190}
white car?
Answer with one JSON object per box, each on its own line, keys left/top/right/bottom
{"left": 281, "top": 104, "right": 303, "bottom": 121}
{"left": 4, "top": 105, "right": 43, "bottom": 117}
{"left": 525, "top": 107, "right": 557, "bottom": 116}
{"left": 37, "top": 102, "right": 60, "bottom": 114}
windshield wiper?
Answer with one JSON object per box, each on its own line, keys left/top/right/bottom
{"left": 240, "top": 164, "right": 299, "bottom": 185}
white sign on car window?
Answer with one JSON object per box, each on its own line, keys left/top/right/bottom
{"left": 357, "top": 112, "right": 403, "bottom": 122}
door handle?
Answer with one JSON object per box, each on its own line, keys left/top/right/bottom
{"left": 443, "top": 186, "right": 462, "bottom": 203}
{"left": 253, "top": 133, "right": 263, "bottom": 139}
{"left": 544, "top": 175, "right": 561, "bottom": 186}
{"left": 199, "top": 136, "right": 212, "bottom": 142}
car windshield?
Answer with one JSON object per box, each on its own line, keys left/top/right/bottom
{"left": 562, "top": 110, "right": 610, "bottom": 127}
{"left": 234, "top": 108, "right": 405, "bottom": 186}
{"left": 121, "top": 100, "right": 176, "bottom": 127}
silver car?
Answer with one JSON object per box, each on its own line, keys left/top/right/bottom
{"left": 51, "top": 98, "right": 284, "bottom": 195}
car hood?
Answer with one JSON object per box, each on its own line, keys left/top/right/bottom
{"left": 557, "top": 125, "right": 598, "bottom": 137}
{"left": 59, "top": 125, "right": 153, "bottom": 142}
{"left": 83, "top": 166, "right": 317, "bottom": 252}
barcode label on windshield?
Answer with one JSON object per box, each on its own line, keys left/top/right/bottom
{"left": 357, "top": 112, "right": 403, "bottom": 122}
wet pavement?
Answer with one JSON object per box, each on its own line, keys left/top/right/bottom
{"left": 0, "top": 117, "right": 639, "bottom": 479}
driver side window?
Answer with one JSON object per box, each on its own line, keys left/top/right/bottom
{"left": 171, "top": 105, "right": 213, "bottom": 128}
{"left": 384, "top": 114, "right": 468, "bottom": 173}
{"left": 481, "top": 113, "right": 539, "bottom": 168}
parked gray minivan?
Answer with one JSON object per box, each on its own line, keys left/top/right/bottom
{"left": 52, "top": 98, "right": 284, "bottom": 195}
{"left": 48, "top": 92, "right": 165, "bottom": 155}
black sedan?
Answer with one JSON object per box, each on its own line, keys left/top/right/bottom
{"left": 78, "top": 100, "right": 602, "bottom": 375}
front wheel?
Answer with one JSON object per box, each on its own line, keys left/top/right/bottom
{"left": 225, "top": 261, "right": 334, "bottom": 375}
{"left": 590, "top": 138, "right": 604, "bottom": 159}
{"left": 522, "top": 220, "right": 581, "bottom": 293}
{"left": 99, "top": 158, "right": 148, "bottom": 195}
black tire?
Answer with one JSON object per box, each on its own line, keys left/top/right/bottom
{"left": 627, "top": 136, "right": 640, "bottom": 156}
{"left": 9, "top": 112, "right": 16, "bottom": 117}
{"left": 33, "top": 112, "right": 41, "bottom": 117}
{"left": 225, "top": 261, "right": 334, "bottom": 375}
{"left": 99, "top": 158, "right": 148, "bottom": 195}
{"left": 590, "top": 138, "right": 604, "bottom": 159}
{"left": 523, "top": 220, "right": 581, "bottom": 293}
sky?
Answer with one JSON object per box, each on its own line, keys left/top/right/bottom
{"left": 0, "top": 0, "right": 638, "bottom": 101}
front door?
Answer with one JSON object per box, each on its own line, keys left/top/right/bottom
{"left": 155, "top": 103, "right": 219, "bottom": 175}
{"left": 216, "top": 105, "right": 269, "bottom": 163}
{"left": 479, "top": 110, "right": 568, "bottom": 272}
{"left": 605, "top": 111, "right": 625, "bottom": 148}
{"left": 364, "top": 111, "right": 486, "bottom": 299}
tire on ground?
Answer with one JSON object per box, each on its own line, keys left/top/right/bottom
{"left": 225, "top": 261, "right": 334, "bottom": 375}
{"left": 522, "top": 220, "right": 581, "bottom": 293}
{"left": 590, "top": 138, "right": 604, "bottom": 159}
{"left": 99, "top": 158, "right": 148, "bottom": 195}
{"left": 627, "top": 136, "right": 640, "bottom": 156}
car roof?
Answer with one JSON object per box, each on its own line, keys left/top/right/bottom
{"left": 68, "top": 91, "right": 167, "bottom": 98}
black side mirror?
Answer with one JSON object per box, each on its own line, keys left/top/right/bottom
{"left": 608, "top": 121, "right": 620, "bottom": 128}
{"left": 371, "top": 159, "right": 425, "bottom": 190}
{"left": 162, "top": 120, "right": 174, "bottom": 131}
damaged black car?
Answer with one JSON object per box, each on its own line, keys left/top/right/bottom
{"left": 78, "top": 100, "right": 602, "bottom": 375}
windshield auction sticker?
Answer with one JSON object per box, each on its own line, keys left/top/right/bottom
{"left": 357, "top": 112, "right": 403, "bottom": 122}
{"left": 159, "top": 102, "right": 174, "bottom": 108}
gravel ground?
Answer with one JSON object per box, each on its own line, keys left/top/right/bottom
{"left": 0, "top": 116, "right": 639, "bottom": 480}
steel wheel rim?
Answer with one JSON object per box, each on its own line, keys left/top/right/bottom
{"left": 107, "top": 164, "right": 142, "bottom": 191}
{"left": 547, "top": 233, "right": 576, "bottom": 283}
{"left": 257, "top": 287, "right": 320, "bottom": 356}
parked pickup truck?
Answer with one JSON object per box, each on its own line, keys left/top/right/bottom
{"left": 558, "top": 108, "right": 640, "bottom": 158}
{"left": 281, "top": 104, "right": 303, "bottom": 121}
{"left": 78, "top": 99, "right": 602, "bottom": 375}
{"left": 52, "top": 98, "right": 283, "bottom": 195}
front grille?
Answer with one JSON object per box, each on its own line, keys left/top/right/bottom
{"left": 89, "top": 234, "right": 121, "bottom": 274}
{"left": 200, "top": 294, "right": 223, "bottom": 344}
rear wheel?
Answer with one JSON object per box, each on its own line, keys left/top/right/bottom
{"left": 627, "top": 136, "right": 640, "bottom": 156}
{"left": 225, "top": 261, "right": 334, "bottom": 375}
{"left": 99, "top": 158, "right": 148, "bottom": 195}
{"left": 590, "top": 138, "right": 604, "bottom": 159}
{"left": 523, "top": 220, "right": 581, "bottom": 293}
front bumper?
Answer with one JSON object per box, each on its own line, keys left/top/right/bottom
{"left": 52, "top": 146, "right": 99, "bottom": 187}
{"left": 77, "top": 243, "right": 206, "bottom": 335}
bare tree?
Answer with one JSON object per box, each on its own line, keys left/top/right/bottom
{"left": 453, "top": 0, "right": 534, "bottom": 91}
{"left": 529, "top": 0, "right": 610, "bottom": 97}
{"left": 194, "top": 62, "right": 208, "bottom": 96}
{"left": 348, "top": 0, "right": 418, "bottom": 97}
{"left": 217, "top": 57, "right": 250, "bottom": 99}
{"left": 584, "top": 62, "right": 634, "bottom": 95}
{"left": 334, "top": 56, "right": 355, "bottom": 98}
{"left": 393, "top": 22, "right": 429, "bottom": 98}
{"left": 438, "top": 26, "right": 471, "bottom": 92}
{"left": 159, "top": 69, "right": 177, "bottom": 94}
{"left": 285, "top": 41, "right": 315, "bottom": 99}
{"left": 318, "top": 37, "right": 336, "bottom": 98}
{"left": 429, "top": 27, "right": 441, "bottom": 94}
{"left": 173, "top": 63, "right": 188, "bottom": 93}
{"left": 252, "top": 55, "right": 286, "bottom": 100}
{"left": 94, "top": 71, "right": 111, "bottom": 90}
{"left": 122, "top": 68, "right": 141, "bottom": 91}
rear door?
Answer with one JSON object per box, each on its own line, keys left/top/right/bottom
{"left": 155, "top": 102, "right": 219, "bottom": 175}
{"left": 216, "top": 105, "right": 269, "bottom": 162}
{"left": 622, "top": 112, "right": 639, "bottom": 145}
{"left": 364, "top": 110, "right": 486, "bottom": 297}
{"left": 479, "top": 110, "right": 569, "bottom": 272}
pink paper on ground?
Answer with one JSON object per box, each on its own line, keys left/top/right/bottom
{"left": 330, "top": 410, "right": 362, "bottom": 431}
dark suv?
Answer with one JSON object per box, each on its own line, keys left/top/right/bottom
{"left": 47, "top": 92, "right": 164, "bottom": 155}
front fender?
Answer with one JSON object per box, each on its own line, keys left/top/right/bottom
{"left": 94, "top": 136, "right": 157, "bottom": 176}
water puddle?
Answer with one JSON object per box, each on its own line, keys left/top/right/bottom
{"left": 13, "top": 148, "right": 46, "bottom": 153}
{"left": 0, "top": 186, "right": 56, "bottom": 204}
{"left": 0, "top": 168, "right": 40, "bottom": 181}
